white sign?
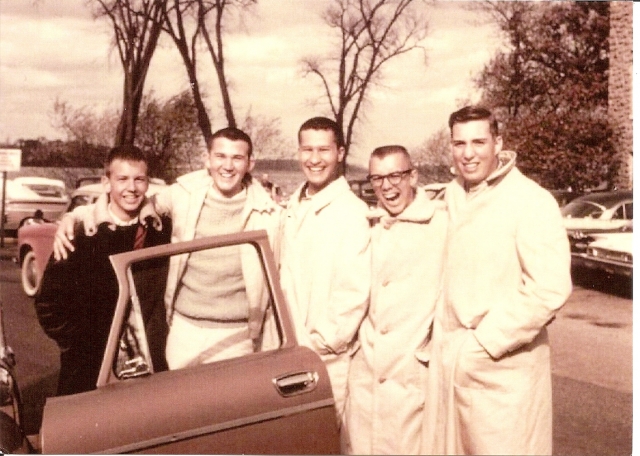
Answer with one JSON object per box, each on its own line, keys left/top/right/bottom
{"left": 0, "top": 148, "right": 21, "bottom": 172}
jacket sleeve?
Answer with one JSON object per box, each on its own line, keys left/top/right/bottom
{"left": 148, "top": 185, "right": 174, "bottom": 218}
{"left": 34, "top": 254, "right": 79, "bottom": 351}
{"left": 308, "top": 213, "right": 371, "bottom": 356}
{"left": 473, "top": 191, "right": 572, "bottom": 359}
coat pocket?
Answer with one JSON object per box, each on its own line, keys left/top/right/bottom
{"left": 453, "top": 331, "right": 532, "bottom": 391}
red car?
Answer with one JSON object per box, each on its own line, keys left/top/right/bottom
{"left": 17, "top": 181, "right": 166, "bottom": 297}
{"left": 1, "top": 230, "right": 340, "bottom": 454}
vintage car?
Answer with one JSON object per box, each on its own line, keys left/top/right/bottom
{"left": 1, "top": 230, "right": 340, "bottom": 454}
{"left": 348, "top": 178, "right": 378, "bottom": 208}
{"left": 17, "top": 181, "right": 167, "bottom": 297}
{"left": 549, "top": 189, "right": 582, "bottom": 208}
{"left": 12, "top": 177, "right": 67, "bottom": 199}
{"left": 571, "top": 230, "right": 633, "bottom": 279}
{"left": 0, "top": 178, "right": 69, "bottom": 235}
{"left": 561, "top": 190, "right": 633, "bottom": 254}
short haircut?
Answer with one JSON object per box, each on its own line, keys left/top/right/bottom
{"left": 370, "top": 145, "right": 412, "bottom": 164}
{"left": 448, "top": 105, "right": 500, "bottom": 137}
{"left": 208, "top": 127, "right": 253, "bottom": 158}
{"left": 105, "top": 145, "right": 148, "bottom": 177}
{"left": 298, "top": 116, "right": 344, "bottom": 148}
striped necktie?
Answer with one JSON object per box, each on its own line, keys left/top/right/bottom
{"left": 134, "top": 223, "right": 147, "bottom": 250}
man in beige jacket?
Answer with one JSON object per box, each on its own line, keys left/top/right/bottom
{"left": 423, "top": 105, "right": 572, "bottom": 455}
{"left": 345, "top": 145, "right": 447, "bottom": 455}
{"left": 53, "top": 128, "right": 282, "bottom": 368}
{"left": 279, "top": 117, "right": 371, "bottom": 437}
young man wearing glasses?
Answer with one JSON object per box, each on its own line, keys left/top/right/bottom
{"left": 343, "top": 145, "right": 447, "bottom": 455}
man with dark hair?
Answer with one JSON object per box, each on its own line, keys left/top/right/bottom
{"left": 423, "top": 105, "right": 572, "bottom": 455}
{"left": 345, "top": 145, "right": 447, "bottom": 455}
{"left": 36, "top": 145, "right": 172, "bottom": 395}
{"left": 279, "top": 116, "right": 371, "bottom": 441}
{"left": 55, "top": 127, "right": 282, "bottom": 369}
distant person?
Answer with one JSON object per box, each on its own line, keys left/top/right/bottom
{"left": 259, "top": 173, "right": 284, "bottom": 204}
{"left": 278, "top": 116, "right": 371, "bottom": 440}
{"left": 54, "top": 128, "right": 282, "bottom": 369}
{"left": 35, "top": 145, "right": 172, "bottom": 396}
{"left": 422, "top": 105, "right": 572, "bottom": 455}
{"left": 345, "top": 145, "right": 447, "bottom": 455}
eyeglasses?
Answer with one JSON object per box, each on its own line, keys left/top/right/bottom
{"left": 367, "top": 169, "right": 413, "bottom": 187}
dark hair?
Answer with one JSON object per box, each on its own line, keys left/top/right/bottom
{"left": 105, "top": 145, "right": 148, "bottom": 176}
{"left": 370, "top": 145, "right": 412, "bottom": 163}
{"left": 298, "top": 116, "right": 344, "bottom": 148}
{"left": 208, "top": 127, "right": 253, "bottom": 158}
{"left": 448, "top": 105, "right": 500, "bottom": 137}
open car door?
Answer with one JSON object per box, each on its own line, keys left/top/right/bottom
{"left": 38, "top": 230, "right": 340, "bottom": 454}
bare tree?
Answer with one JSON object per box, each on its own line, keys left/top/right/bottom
{"left": 51, "top": 98, "right": 119, "bottom": 147}
{"left": 411, "top": 127, "right": 453, "bottom": 184}
{"left": 241, "top": 110, "right": 295, "bottom": 159}
{"left": 51, "top": 91, "right": 204, "bottom": 182}
{"left": 302, "top": 0, "right": 429, "bottom": 168}
{"left": 162, "top": 0, "right": 256, "bottom": 143}
{"left": 91, "top": 0, "right": 166, "bottom": 146}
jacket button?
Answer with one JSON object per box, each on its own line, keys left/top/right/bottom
{"left": 382, "top": 280, "right": 389, "bottom": 287}
{"left": 380, "top": 327, "right": 389, "bottom": 335}
{"left": 379, "top": 377, "right": 386, "bottom": 384}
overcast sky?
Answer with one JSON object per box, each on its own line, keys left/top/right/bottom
{"left": 0, "top": 1, "right": 507, "bottom": 165}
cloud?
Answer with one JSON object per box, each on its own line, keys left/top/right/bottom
{"left": 0, "top": 0, "right": 503, "bottom": 166}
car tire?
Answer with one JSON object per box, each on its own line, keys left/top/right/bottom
{"left": 21, "top": 250, "right": 40, "bottom": 297}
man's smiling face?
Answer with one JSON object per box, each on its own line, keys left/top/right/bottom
{"left": 298, "top": 128, "right": 344, "bottom": 196}
{"left": 205, "top": 137, "right": 254, "bottom": 198}
{"left": 450, "top": 119, "right": 502, "bottom": 188}
{"left": 104, "top": 159, "right": 149, "bottom": 221}
{"left": 369, "top": 152, "right": 417, "bottom": 216}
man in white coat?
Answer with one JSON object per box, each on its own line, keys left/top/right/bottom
{"left": 423, "top": 105, "right": 572, "bottom": 455}
{"left": 345, "top": 145, "right": 447, "bottom": 455}
{"left": 279, "top": 117, "right": 371, "bottom": 435}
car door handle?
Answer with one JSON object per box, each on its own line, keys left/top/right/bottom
{"left": 273, "top": 371, "right": 319, "bottom": 397}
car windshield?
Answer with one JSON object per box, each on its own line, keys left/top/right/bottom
{"left": 561, "top": 200, "right": 606, "bottom": 218}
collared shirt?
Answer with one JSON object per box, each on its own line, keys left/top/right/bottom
{"left": 107, "top": 203, "right": 139, "bottom": 226}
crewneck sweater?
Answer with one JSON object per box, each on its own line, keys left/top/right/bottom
{"left": 174, "top": 187, "right": 248, "bottom": 321}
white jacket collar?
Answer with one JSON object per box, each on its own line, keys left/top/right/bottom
{"left": 368, "top": 186, "right": 444, "bottom": 227}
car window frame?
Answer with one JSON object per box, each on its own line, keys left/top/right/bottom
{"left": 97, "top": 229, "right": 295, "bottom": 387}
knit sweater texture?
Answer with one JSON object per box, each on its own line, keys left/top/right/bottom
{"left": 174, "top": 187, "right": 249, "bottom": 320}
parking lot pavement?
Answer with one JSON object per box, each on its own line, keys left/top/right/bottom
{"left": 0, "top": 237, "right": 18, "bottom": 261}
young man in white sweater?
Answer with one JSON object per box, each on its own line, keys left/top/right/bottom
{"left": 54, "top": 128, "right": 281, "bottom": 369}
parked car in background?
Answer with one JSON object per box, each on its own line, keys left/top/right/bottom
{"left": 16, "top": 180, "right": 166, "bottom": 297}
{"left": 74, "top": 175, "right": 102, "bottom": 188}
{"left": 0, "top": 178, "right": 69, "bottom": 235}
{"left": 561, "top": 190, "right": 633, "bottom": 254}
{"left": 0, "top": 297, "right": 27, "bottom": 454}
{"left": 349, "top": 178, "right": 378, "bottom": 208}
{"left": 1, "top": 230, "right": 340, "bottom": 454}
{"left": 550, "top": 188, "right": 582, "bottom": 208}
{"left": 12, "top": 177, "right": 67, "bottom": 199}
{"left": 571, "top": 230, "right": 633, "bottom": 279}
